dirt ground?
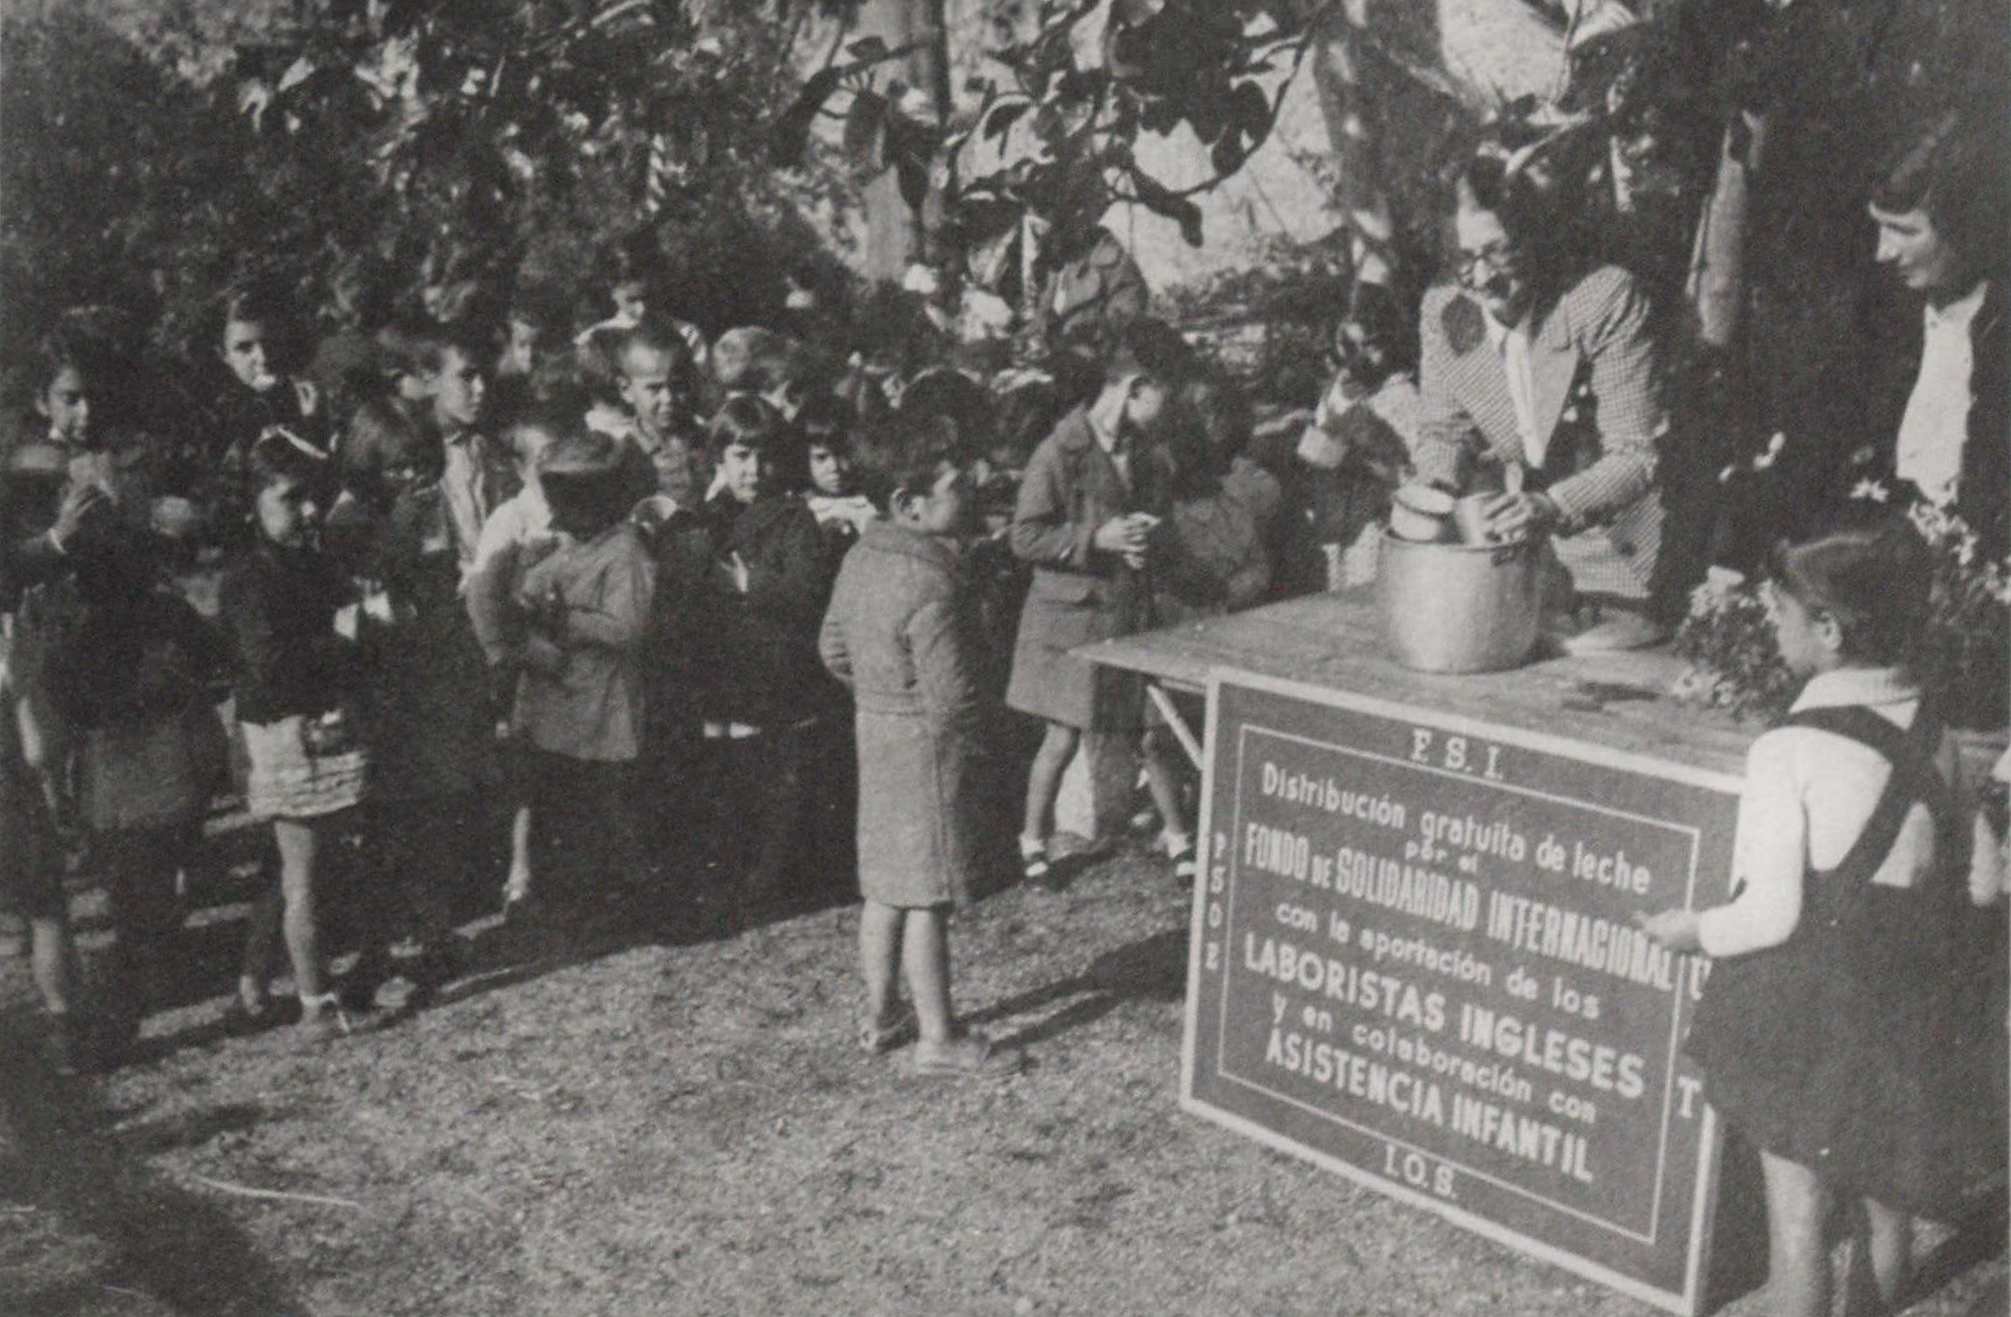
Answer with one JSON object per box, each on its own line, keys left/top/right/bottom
{"left": 2, "top": 840, "right": 2004, "bottom": 1317}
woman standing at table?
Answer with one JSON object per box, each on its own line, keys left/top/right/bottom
{"left": 1729, "top": 113, "right": 2007, "bottom": 569}
{"left": 1411, "top": 150, "right": 1673, "bottom": 652}
{"left": 1860, "top": 117, "right": 2006, "bottom": 552}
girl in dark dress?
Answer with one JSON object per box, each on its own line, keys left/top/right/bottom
{"left": 1637, "top": 523, "right": 2003, "bottom": 1317}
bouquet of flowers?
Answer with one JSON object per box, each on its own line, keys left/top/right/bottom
{"left": 1670, "top": 567, "right": 1799, "bottom": 724}
{"left": 1900, "top": 495, "right": 2010, "bottom": 730}
{"left": 1672, "top": 487, "right": 2011, "bottom": 729}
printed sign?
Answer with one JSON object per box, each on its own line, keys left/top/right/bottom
{"left": 1181, "top": 672, "right": 1740, "bottom": 1315}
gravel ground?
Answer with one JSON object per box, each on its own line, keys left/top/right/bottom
{"left": 2, "top": 846, "right": 2003, "bottom": 1317}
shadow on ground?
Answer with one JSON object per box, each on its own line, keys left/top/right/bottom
{"left": 965, "top": 924, "right": 1188, "bottom": 1049}
{"left": 0, "top": 1032, "right": 302, "bottom": 1315}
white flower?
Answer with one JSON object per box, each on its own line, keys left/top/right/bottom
{"left": 1850, "top": 478, "right": 1890, "bottom": 504}
{"left": 1907, "top": 497, "right": 1949, "bottom": 543}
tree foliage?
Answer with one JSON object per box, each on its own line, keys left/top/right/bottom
{"left": 773, "top": 0, "right": 1330, "bottom": 260}
{"left": 952, "top": 0, "right": 1327, "bottom": 249}
{"left": 234, "top": 0, "right": 850, "bottom": 331}
{"left": 0, "top": 0, "right": 856, "bottom": 379}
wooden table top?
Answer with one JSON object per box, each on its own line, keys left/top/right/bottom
{"left": 1079, "top": 591, "right": 1763, "bottom": 776}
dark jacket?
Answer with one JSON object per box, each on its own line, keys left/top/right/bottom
{"left": 1864, "top": 278, "right": 2009, "bottom": 555}
{"left": 219, "top": 539, "right": 356, "bottom": 725}
{"left": 54, "top": 582, "right": 223, "bottom": 733}
{"left": 0, "top": 474, "right": 68, "bottom": 610}
{"left": 686, "top": 491, "right": 836, "bottom": 726}
{"left": 1760, "top": 277, "right": 2009, "bottom": 560}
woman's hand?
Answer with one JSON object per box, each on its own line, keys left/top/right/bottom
{"left": 1480, "top": 490, "right": 1559, "bottom": 540}
{"left": 1632, "top": 907, "right": 1702, "bottom": 952}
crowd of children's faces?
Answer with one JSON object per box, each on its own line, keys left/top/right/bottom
{"left": 1, "top": 251, "right": 1116, "bottom": 1070}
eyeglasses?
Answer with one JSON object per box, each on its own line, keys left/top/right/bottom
{"left": 1328, "top": 329, "right": 1391, "bottom": 371}
{"left": 1454, "top": 241, "right": 1523, "bottom": 280}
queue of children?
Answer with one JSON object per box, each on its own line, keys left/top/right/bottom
{"left": 0, "top": 232, "right": 1299, "bottom": 1080}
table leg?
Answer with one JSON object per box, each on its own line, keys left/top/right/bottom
{"left": 1147, "top": 683, "right": 1204, "bottom": 771}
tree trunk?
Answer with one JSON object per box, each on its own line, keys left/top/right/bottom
{"left": 1685, "top": 109, "right": 1770, "bottom": 350}
{"left": 1309, "top": 0, "right": 1400, "bottom": 287}
{"left": 854, "top": 0, "right": 950, "bottom": 284}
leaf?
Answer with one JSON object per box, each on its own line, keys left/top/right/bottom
{"left": 277, "top": 56, "right": 317, "bottom": 94}
{"left": 1231, "top": 79, "right": 1269, "bottom": 134}
{"left": 1138, "top": 96, "right": 1182, "bottom": 134}
{"left": 982, "top": 99, "right": 1030, "bottom": 143}
{"left": 842, "top": 90, "right": 890, "bottom": 171}
{"left": 847, "top": 36, "right": 889, "bottom": 62}
{"left": 1129, "top": 169, "right": 1203, "bottom": 246}
{"left": 237, "top": 78, "right": 274, "bottom": 128}
{"left": 894, "top": 152, "right": 929, "bottom": 212}
{"left": 766, "top": 65, "right": 843, "bottom": 167}
{"left": 1210, "top": 132, "right": 1246, "bottom": 177}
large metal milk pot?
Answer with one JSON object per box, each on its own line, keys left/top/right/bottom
{"left": 1376, "top": 530, "right": 1544, "bottom": 673}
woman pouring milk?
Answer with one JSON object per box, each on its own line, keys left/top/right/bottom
{"left": 1408, "top": 146, "right": 1673, "bottom": 653}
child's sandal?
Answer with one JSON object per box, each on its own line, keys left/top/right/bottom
{"left": 858, "top": 1004, "right": 917, "bottom": 1056}
{"left": 1019, "top": 840, "right": 1053, "bottom": 889}
{"left": 224, "top": 982, "right": 276, "bottom": 1036}
{"left": 296, "top": 993, "right": 371, "bottom": 1046}
{"left": 910, "top": 1032, "right": 1024, "bottom": 1080}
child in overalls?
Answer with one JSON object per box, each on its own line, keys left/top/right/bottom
{"left": 1637, "top": 523, "right": 2004, "bottom": 1317}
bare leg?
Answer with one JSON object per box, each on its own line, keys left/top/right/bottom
{"left": 1759, "top": 1149, "right": 1832, "bottom": 1317}
{"left": 272, "top": 817, "right": 328, "bottom": 1006}
{"left": 905, "top": 907, "right": 1017, "bottom": 1074}
{"left": 902, "top": 907, "right": 955, "bottom": 1046}
{"left": 1021, "top": 722, "right": 1080, "bottom": 848}
{"left": 1861, "top": 1197, "right": 1912, "bottom": 1311}
{"left": 504, "top": 802, "right": 533, "bottom": 904}
{"left": 27, "top": 913, "right": 77, "bottom": 1016}
{"left": 238, "top": 868, "right": 282, "bottom": 1010}
{"left": 858, "top": 899, "right": 903, "bottom": 1027}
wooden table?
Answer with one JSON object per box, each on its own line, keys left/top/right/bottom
{"left": 1079, "top": 590, "right": 1757, "bottom": 777}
